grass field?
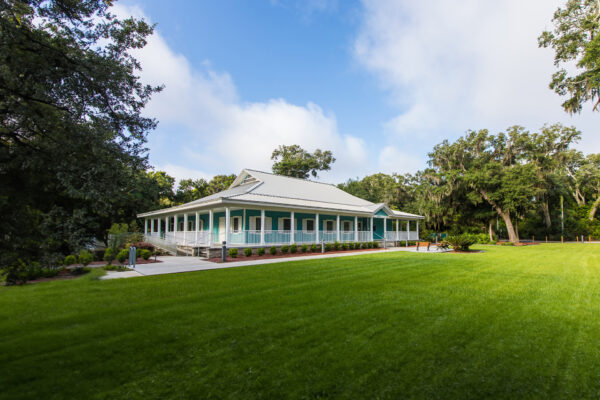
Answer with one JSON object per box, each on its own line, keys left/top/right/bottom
{"left": 1, "top": 244, "right": 600, "bottom": 399}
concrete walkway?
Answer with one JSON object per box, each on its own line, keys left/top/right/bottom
{"left": 95, "top": 246, "right": 446, "bottom": 279}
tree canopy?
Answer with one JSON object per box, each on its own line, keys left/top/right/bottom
{"left": 0, "top": 0, "right": 160, "bottom": 267}
{"left": 539, "top": 0, "right": 600, "bottom": 113}
{"left": 271, "top": 145, "right": 335, "bottom": 179}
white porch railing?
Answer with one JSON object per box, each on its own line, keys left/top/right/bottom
{"left": 385, "top": 231, "right": 419, "bottom": 241}
{"left": 144, "top": 229, "right": 413, "bottom": 247}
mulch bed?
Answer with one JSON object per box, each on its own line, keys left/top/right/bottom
{"left": 208, "top": 247, "right": 388, "bottom": 263}
{"left": 87, "top": 258, "right": 162, "bottom": 267}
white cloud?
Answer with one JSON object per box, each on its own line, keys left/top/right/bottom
{"left": 113, "top": 4, "right": 370, "bottom": 183}
{"left": 355, "top": 0, "right": 599, "bottom": 152}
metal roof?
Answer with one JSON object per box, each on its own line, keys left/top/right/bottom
{"left": 137, "top": 169, "right": 424, "bottom": 219}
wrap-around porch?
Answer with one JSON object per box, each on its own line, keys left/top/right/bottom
{"left": 143, "top": 206, "right": 420, "bottom": 248}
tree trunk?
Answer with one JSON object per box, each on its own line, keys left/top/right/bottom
{"left": 589, "top": 195, "right": 600, "bottom": 221}
{"left": 542, "top": 200, "right": 551, "bottom": 229}
{"left": 479, "top": 190, "right": 519, "bottom": 243}
{"left": 488, "top": 220, "right": 495, "bottom": 242}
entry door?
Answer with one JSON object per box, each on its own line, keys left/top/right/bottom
{"left": 218, "top": 217, "right": 225, "bottom": 242}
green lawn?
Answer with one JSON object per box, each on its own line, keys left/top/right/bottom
{"left": 1, "top": 244, "right": 600, "bottom": 399}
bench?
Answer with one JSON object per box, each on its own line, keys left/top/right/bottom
{"left": 416, "top": 241, "right": 431, "bottom": 251}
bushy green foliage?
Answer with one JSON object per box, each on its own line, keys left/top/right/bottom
{"left": 280, "top": 245, "right": 289, "bottom": 254}
{"left": 244, "top": 248, "right": 253, "bottom": 257}
{"left": 310, "top": 244, "right": 318, "bottom": 252}
{"left": 135, "top": 248, "right": 142, "bottom": 259}
{"left": 473, "top": 233, "right": 490, "bottom": 244}
{"left": 325, "top": 243, "right": 332, "bottom": 252}
{"left": 361, "top": 243, "right": 368, "bottom": 249}
{"left": 228, "top": 248, "right": 238, "bottom": 258}
{"left": 500, "top": 241, "right": 515, "bottom": 246}
{"left": 78, "top": 250, "right": 93, "bottom": 267}
{"left": 64, "top": 255, "right": 77, "bottom": 266}
{"left": 141, "top": 249, "right": 152, "bottom": 260}
{"left": 342, "top": 243, "right": 348, "bottom": 250}
{"left": 301, "top": 244, "right": 308, "bottom": 253}
{"left": 270, "top": 246, "right": 277, "bottom": 255}
{"left": 448, "top": 234, "right": 477, "bottom": 251}
{"left": 257, "top": 248, "right": 265, "bottom": 256}
{"left": 372, "top": 241, "right": 379, "bottom": 248}
{"left": 271, "top": 145, "right": 335, "bottom": 179}
{"left": 116, "top": 249, "right": 128, "bottom": 265}
{"left": 333, "top": 241, "right": 340, "bottom": 251}
{"left": 290, "top": 244, "right": 298, "bottom": 254}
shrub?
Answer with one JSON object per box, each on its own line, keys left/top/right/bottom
{"left": 474, "top": 233, "right": 490, "bottom": 244}
{"left": 141, "top": 249, "right": 152, "bottom": 260}
{"left": 116, "top": 249, "right": 128, "bottom": 265}
{"left": 244, "top": 248, "right": 253, "bottom": 257}
{"left": 131, "top": 242, "right": 155, "bottom": 251}
{"left": 71, "top": 267, "right": 90, "bottom": 275}
{"left": 500, "top": 241, "right": 515, "bottom": 246}
{"left": 270, "top": 246, "right": 277, "bottom": 255}
{"left": 301, "top": 244, "right": 308, "bottom": 253}
{"left": 310, "top": 244, "right": 317, "bottom": 252}
{"left": 290, "top": 243, "right": 298, "bottom": 254}
{"left": 325, "top": 243, "right": 332, "bottom": 252}
{"left": 372, "top": 241, "right": 379, "bottom": 248}
{"left": 367, "top": 242, "right": 373, "bottom": 249}
{"left": 438, "top": 240, "right": 451, "bottom": 250}
{"left": 92, "top": 248, "right": 105, "bottom": 261}
{"left": 103, "top": 248, "right": 116, "bottom": 264}
{"left": 447, "top": 234, "right": 477, "bottom": 251}
{"left": 281, "top": 245, "right": 289, "bottom": 254}
{"left": 63, "top": 255, "right": 77, "bottom": 266}
{"left": 78, "top": 250, "right": 93, "bottom": 266}
{"left": 41, "top": 267, "right": 61, "bottom": 278}
{"left": 135, "top": 248, "right": 142, "bottom": 259}
{"left": 333, "top": 241, "right": 340, "bottom": 251}
{"left": 342, "top": 242, "right": 348, "bottom": 250}
{"left": 257, "top": 248, "right": 265, "bottom": 256}
{"left": 228, "top": 248, "right": 238, "bottom": 258}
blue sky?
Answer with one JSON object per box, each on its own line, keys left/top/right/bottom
{"left": 117, "top": 0, "right": 598, "bottom": 184}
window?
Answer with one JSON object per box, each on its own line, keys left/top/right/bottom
{"left": 343, "top": 221, "right": 352, "bottom": 231}
{"left": 188, "top": 219, "right": 195, "bottom": 231}
{"left": 357, "top": 221, "right": 363, "bottom": 231}
{"left": 231, "top": 216, "right": 241, "bottom": 233}
{"left": 305, "top": 219, "right": 314, "bottom": 232}
{"left": 325, "top": 220, "right": 334, "bottom": 231}
{"left": 282, "top": 218, "right": 291, "bottom": 231}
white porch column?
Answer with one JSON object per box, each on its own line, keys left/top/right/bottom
{"left": 225, "top": 207, "right": 230, "bottom": 245}
{"left": 260, "top": 209, "right": 265, "bottom": 245}
{"left": 315, "top": 213, "right": 320, "bottom": 244}
{"left": 383, "top": 217, "right": 387, "bottom": 240}
{"left": 354, "top": 216, "right": 358, "bottom": 242}
{"left": 144, "top": 219, "right": 148, "bottom": 234}
{"left": 243, "top": 209, "right": 246, "bottom": 245}
{"left": 416, "top": 221, "right": 419, "bottom": 240}
{"left": 290, "top": 211, "right": 295, "bottom": 244}
{"left": 370, "top": 217, "right": 374, "bottom": 241}
{"left": 183, "top": 213, "right": 188, "bottom": 242}
{"left": 195, "top": 211, "right": 199, "bottom": 244}
{"left": 165, "top": 216, "right": 169, "bottom": 233}
{"left": 336, "top": 215, "right": 340, "bottom": 242}
{"left": 406, "top": 220, "right": 410, "bottom": 246}
{"left": 173, "top": 215, "right": 178, "bottom": 233}
{"left": 150, "top": 218, "right": 155, "bottom": 234}
{"left": 396, "top": 218, "right": 399, "bottom": 241}
{"left": 208, "top": 210, "right": 214, "bottom": 246}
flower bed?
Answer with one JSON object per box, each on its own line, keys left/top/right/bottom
{"left": 208, "top": 246, "right": 386, "bottom": 263}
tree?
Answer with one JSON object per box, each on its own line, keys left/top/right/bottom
{"left": 175, "top": 178, "right": 208, "bottom": 204}
{"left": 271, "top": 145, "right": 335, "bottom": 179}
{"left": 539, "top": 0, "right": 600, "bottom": 113}
{"left": 0, "top": 1, "right": 160, "bottom": 267}
{"left": 207, "top": 174, "right": 236, "bottom": 194}
{"left": 428, "top": 128, "right": 540, "bottom": 243}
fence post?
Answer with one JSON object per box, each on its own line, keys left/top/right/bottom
{"left": 561, "top": 236, "right": 564, "bottom": 243}
{"left": 222, "top": 241, "right": 226, "bottom": 262}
